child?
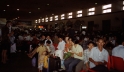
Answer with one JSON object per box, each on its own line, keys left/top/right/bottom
{"left": 38, "top": 51, "right": 48, "bottom": 72}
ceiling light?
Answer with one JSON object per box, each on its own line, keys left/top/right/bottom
{"left": 17, "top": 9, "right": 19, "bottom": 11}
{"left": 52, "top": 14, "right": 54, "bottom": 15}
{"left": 95, "top": 3, "right": 97, "bottom": 5}
{"left": 47, "top": 4, "right": 49, "bottom": 5}
{"left": 3, "top": 10, "right": 6, "bottom": 11}
{"left": 7, "top": 5, "right": 9, "bottom": 6}
{"left": 38, "top": 8, "right": 40, "bottom": 10}
{"left": 15, "top": 18, "right": 17, "bottom": 19}
{"left": 29, "top": 12, "right": 31, "bottom": 13}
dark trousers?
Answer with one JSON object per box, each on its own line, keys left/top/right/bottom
{"left": 64, "top": 57, "right": 81, "bottom": 72}
{"left": 92, "top": 65, "right": 109, "bottom": 72}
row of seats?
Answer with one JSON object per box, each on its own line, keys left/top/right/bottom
{"left": 53, "top": 43, "right": 124, "bottom": 72}
{"left": 81, "top": 56, "right": 124, "bottom": 72}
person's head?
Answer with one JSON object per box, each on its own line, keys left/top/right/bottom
{"left": 46, "top": 35, "right": 51, "bottom": 40}
{"left": 96, "top": 38, "right": 105, "bottom": 48}
{"left": 6, "top": 21, "right": 12, "bottom": 27}
{"left": 58, "top": 35, "right": 64, "bottom": 42}
{"left": 72, "top": 39, "right": 79, "bottom": 45}
{"left": 41, "top": 35, "right": 45, "bottom": 39}
{"left": 39, "top": 40, "right": 44, "bottom": 45}
{"left": 87, "top": 41, "right": 95, "bottom": 50}
{"left": 65, "top": 36, "right": 69, "bottom": 42}
{"left": 46, "top": 40, "right": 51, "bottom": 46}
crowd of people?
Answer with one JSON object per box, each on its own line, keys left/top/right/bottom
{"left": 0, "top": 21, "right": 124, "bottom": 72}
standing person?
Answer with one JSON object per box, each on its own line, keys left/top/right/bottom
{"left": 38, "top": 51, "right": 48, "bottom": 72}
{"left": 75, "top": 41, "right": 95, "bottom": 72}
{"left": 89, "top": 38, "right": 109, "bottom": 72}
{"left": 9, "top": 31, "right": 16, "bottom": 53}
{"left": 1, "top": 21, "right": 12, "bottom": 63}
{"left": 28, "top": 41, "right": 48, "bottom": 68}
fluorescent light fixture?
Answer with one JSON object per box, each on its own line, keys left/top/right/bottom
{"left": 61, "top": 14, "right": 65, "bottom": 20}
{"left": 50, "top": 17, "right": 53, "bottom": 21}
{"left": 103, "top": 4, "right": 112, "bottom": 9}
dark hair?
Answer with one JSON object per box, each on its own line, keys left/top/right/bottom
{"left": 58, "top": 35, "right": 64, "bottom": 39}
{"left": 87, "top": 41, "right": 95, "bottom": 46}
{"left": 72, "top": 39, "right": 79, "bottom": 44}
{"left": 39, "top": 40, "right": 44, "bottom": 45}
{"left": 97, "top": 38, "right": 104, "bottom": 42}
{"left": 46, "top": 40, "right": 51, "bottom": 44}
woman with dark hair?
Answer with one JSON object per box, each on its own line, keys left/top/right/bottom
{"left": 1, "top": 21, "right": 12, "bottom": 63}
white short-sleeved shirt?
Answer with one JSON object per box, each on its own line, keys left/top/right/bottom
{"left": 112, "top": 45, "right": 124, "bottom": 60}
{"left": 57, "top": 40, "right": 65, "bottom": 51}
{"left": 44, "top": 39, "right": 53, "bottom": 46}
{"left": 72, "top": 44, "right": 83, "bottom": 60}
{"left": 89, "top": 47, "right": 109, "bottom": 68}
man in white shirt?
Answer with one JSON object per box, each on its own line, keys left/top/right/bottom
{"left": 64, "top": 40, "right": 83, "bottom": 72}
{"left": 89, "top": 38, "right": 109, "bottom": 72}
{"left": 55, "top": 36, "right": 65, "bottom": 60}
{"left": 112, "top": 38, "right": 124, "bottom": 59}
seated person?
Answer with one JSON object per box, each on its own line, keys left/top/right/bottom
{"left": 89, "top": 38, "right": 109, "bottom": 72}
{"left": 64, "top": 37, "right": 72, "bottom": 60}
{"left": 55, "top": 35, "right": 65, "bottom": 60}
{"left": 112, "top": 37, "right": 124, "bottom": 59}
{"left": 64, "top": 40, "right": 83, "bottom": 72}
{"left": 75, "top": 41, "right": 95, "bottom": 72}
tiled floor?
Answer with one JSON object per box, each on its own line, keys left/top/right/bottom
{"left": 0, "top": 52, "right": 38, "bottom": 72}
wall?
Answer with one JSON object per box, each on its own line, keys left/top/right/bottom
{"left": 34, "top": 1, "right": 124, "bottom": 32}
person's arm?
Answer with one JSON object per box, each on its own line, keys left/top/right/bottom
{"left": 71, "top": 46, "right": 83, "bottom": 57}
{"left": 73, "top": 52, "right": 83, "bottom": 57}
{"left": 30, "top": 48, "right": 38, "bottom": 58}
{"left": 89, "top": 58, "right": 99, "bottom": 65}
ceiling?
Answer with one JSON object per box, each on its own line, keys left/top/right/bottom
{"left": 0, "top": 0, "right": 118, "bottom": 20}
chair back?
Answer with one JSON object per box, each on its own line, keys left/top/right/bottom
{"left": 111, "top": 56, "right": 124, "bottom": 71}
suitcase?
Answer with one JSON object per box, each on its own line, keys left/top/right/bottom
{"left": 48, "top": 57, "right": 61, "bottom": 72}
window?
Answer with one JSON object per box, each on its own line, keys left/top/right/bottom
{"left": 38, "top": 19, "right": 41, "bottom": 23}
{"left": 77, "top": 10, "right": 82, "bottom": 17}
{"left": 55, "top": 15, "right": 58, "bottom": 21}
{"left": 68, "top": 12, "right": 73, "bottom": 19}
{"left": 50, "top": 17, "right": 53, "bottom": 21}
{"left": 35, "top": 20, "right": 37, "bottom": 23}
{"left": 45, "top": 17, "right": 48, "bottom": 22}
{"left": 123, "top": 1, "right": 124, "bottom": 10}
{"left": 82, "top": 26, "right": 87, "bottom": 29}
{"left": 88, "top": 7, "right": 95, "bottom": 15}
{"left": 42, "top": 18, "right": 44, "bottom": 22}
{"left": 61, "top": 14, "right": 65, "bottom": 20}
{"left": 102, "top": 4, "right": 112, "bottom": 13}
